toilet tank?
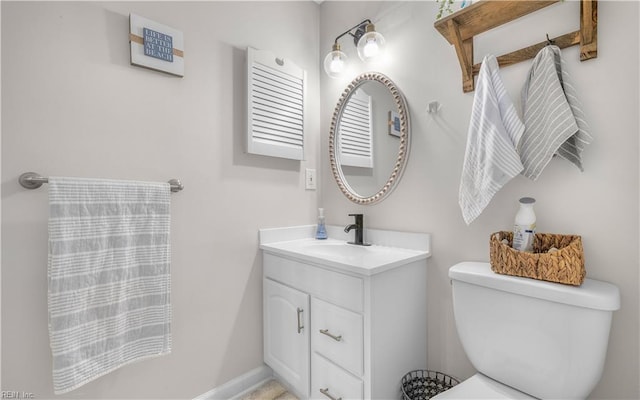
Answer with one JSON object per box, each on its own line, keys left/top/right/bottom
{"left": 449, "top": 262, "right": 620, "bottom": 399}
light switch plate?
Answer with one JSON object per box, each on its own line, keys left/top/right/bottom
{"left": 305, "top": 168, "right": 317, "bottom": 190}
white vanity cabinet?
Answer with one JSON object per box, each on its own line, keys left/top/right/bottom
{"left": 261, "top": 230, "right": 429, "bottom": 400}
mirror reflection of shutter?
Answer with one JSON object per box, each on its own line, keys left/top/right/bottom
{"left": 247, "top": 47, "right": 305, "bottom": 161}
{"left": 338, "top": 89, "right": 373, "bottom": 168}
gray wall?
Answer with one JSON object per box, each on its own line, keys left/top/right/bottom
{"left": 1, "top": 2, "right": 320, "bottom": 398}
{"left": 319, "top": 1, "right": 639, "bottom": 399}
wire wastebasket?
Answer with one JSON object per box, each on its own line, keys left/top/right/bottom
{"left": 401, "top": 370, "right": 460, "bottom": 400}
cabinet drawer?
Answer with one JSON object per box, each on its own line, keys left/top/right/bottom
{"left": 311, "top": 297, "right": 363, "bottom": 376}
{"left": 264, "top": 253, "right": 363, "bottom": 312}
{"left": 311, "top": 353, "right": 363, "bottom": 400}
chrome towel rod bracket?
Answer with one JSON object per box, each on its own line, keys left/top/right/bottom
{"left": 19, "top": 172, "right": 184, "bottom": 193}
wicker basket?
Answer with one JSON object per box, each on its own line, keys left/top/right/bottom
{"left": 401, "top": 370, "right": 460, "bottom": 400}
{"left": 489, "top": 231, "right": 585, "bottom": 286}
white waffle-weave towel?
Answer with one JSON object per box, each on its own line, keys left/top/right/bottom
{"left": 48, "top": 177, "right": 172, "bottom": 394}
{"left": 520, "top": 45, "right": 592, "bottom": 180}
{"left": 459, "top": 55, "right": 525, "bottom": 225}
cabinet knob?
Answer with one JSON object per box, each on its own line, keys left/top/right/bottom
{"left": 320, "top": 388, "right": 342, "bottom": 400}
{"left": 319, "top": 329, "right": 342, "bottom": 342}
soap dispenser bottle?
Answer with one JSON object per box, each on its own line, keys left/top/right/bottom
{"left": 316, "top": 208, "right": 327, "bottom": 240}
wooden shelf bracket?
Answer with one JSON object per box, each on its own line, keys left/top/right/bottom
{"left": 434, "top": 0, "right": 598, "bottom": 93}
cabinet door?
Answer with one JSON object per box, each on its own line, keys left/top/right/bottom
{"left": 264, "top": 278, "right": 310, "bottom": 397}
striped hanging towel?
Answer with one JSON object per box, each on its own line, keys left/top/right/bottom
{"left": 48, "top": 177, "right": 172, "bottom": 394}
{"left": 520, "top": 45, "right": 592, "bottom": 180}
{"left": 459, "top": 54, "right": 525, "bottom": 225}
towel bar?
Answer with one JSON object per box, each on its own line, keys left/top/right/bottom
{"left": 18, "top": 172, "right": 184, "bottom": 192}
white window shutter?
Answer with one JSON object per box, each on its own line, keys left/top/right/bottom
{"left": 247, "top": 47, "right": 305, "bottom": 161}
{"left": 338, "top": 89, "right": 373, "bottom": 168}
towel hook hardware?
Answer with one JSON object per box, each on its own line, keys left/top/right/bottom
{"left": 546, "top": 33, "right": 555, "bottom": 46}
{"left": 18, "top": 172, "right": 47, "bottom": 189}
{"left": 19, "top": 172, "right": 184, "bottom": 192}
{"left": 427, "top": 101, "right": 441, "bottom": 114}
{"left": 167, "top": 179, "right": 184, "bottom": 192}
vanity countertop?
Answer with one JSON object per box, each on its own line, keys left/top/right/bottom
{"left": 259, "top": 225, "right": 431, "bottom": 276}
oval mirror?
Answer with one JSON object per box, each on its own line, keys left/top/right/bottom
{"left": 329, "top": 72, "right": 411, "bottom": 204}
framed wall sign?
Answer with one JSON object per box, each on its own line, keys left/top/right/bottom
{"left": 129, "top": 14, "right": 184, "bottom": 77}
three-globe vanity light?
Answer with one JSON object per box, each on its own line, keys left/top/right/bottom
{"left": 323, "top": 19, "right": 386, "bottom": 78}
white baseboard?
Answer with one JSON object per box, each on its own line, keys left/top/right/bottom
{"left": 194, "top": 365, "right": 274, "bottom": 400}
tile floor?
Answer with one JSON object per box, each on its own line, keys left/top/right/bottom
{"left": 239, "top": 379, "right": 298, "bottom": 400}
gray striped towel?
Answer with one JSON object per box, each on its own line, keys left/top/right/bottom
{"left": 459, "top": 55, "right": 525, "bottom": 225}
{"left": 48, "top": 177, "right": 171, "bottom": 394}
{"left": 520, "top": 45, "right": 592, "bottom": 180}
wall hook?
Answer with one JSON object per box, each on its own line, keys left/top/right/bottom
{"left": 546, "top": 33, "right": 555, "bottom": 46}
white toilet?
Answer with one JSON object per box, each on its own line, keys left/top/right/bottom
{"left": 434, "top": 262, "right": 620, "bottom": 399}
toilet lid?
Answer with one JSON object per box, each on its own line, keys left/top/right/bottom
{"left": 432, "top": 374, "right": 536, "bottom": 399}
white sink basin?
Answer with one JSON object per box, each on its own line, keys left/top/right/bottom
{"left": 298, "top": 240, "right": 371, "bottom": 257}
{"left": 260, "top": 238, "right": 429, "bottom": 276}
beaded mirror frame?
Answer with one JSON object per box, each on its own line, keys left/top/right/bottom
{"left": 329, "top": 72, "right": 411, "bottom": 205}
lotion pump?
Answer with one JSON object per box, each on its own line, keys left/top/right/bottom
{"left": 316, "top": 208, "right": 327, "bottom": 240}
{"left": 513, "top": 197, "right": 536, "bottom": 252}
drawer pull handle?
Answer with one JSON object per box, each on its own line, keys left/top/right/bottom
{"left": 296, "top": 308, "right": 304, "bottom": 333}
{"left": 320, "top": 388, "right": 342, "bottom": 400}
{"left": 319, "top": 329, "right": 342, "bottom": 342}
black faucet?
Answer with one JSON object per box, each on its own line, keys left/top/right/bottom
{"left": 344, "top": 213, "right": 370, "bottom": 246}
